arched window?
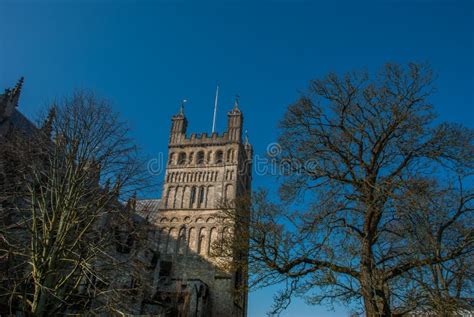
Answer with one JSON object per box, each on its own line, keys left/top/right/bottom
{"left": 225, "top": 184, "right": 234, "bottom": 200}
{"left": 196, "top": 151, "right": 205, "bottom": 165}
{"left": 167, "top": 228, "right": 178, "bottom": 254}
{"left": 198, "top": 228, "right": 207, "bottom": 255}
{"left": 178, "top": 227, "right": 186, "bottom": 255}
{"left": 208, "top": 227, "right": 218, "bottom": 256}
{"left": 205, "top": 185, "right": 214, "bottom": 208}
{"left": 189, "top": 186, "right": 197, "bottom": 208}
{"left": 188, "top": 227, "right": 197, "bottom": 252}
{"left": 181, "top": 186, "right": 189, "bottom": 208}
{"left": 215, "top": 150, "right": 223, "bottom": 164}
{"left": 198, "top": 186, "right": 205, "bottom": 208}
{"left": 178, "top": 152, "right": 186, "bottom": 165}
{"left": 166, "top": 187, "right": 175, "bottom": 209}
{"left": 174, "top": 187, "right": 183, "bottom": 209}
{"left": 226, "top": 149, "right": 234, "bottom": 163}
{"left": 169, "top": 152, "right": 176, "bottom": 165}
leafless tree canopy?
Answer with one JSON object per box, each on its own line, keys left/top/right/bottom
{"left": 0, "top": 91, "right": 153, "bottom": 316}
{"left": 225, "top": 63, "right": 473, "bottom": 316}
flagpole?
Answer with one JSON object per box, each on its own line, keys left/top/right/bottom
{"left": 212, "top": 85, "right": 219, "bottom": 133}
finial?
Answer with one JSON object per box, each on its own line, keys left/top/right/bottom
{"left": 244, "top": 129, "right": 249, "bottom": 145}
{"left": 13, "top": 77, "right": 24, "bottom": 96}
{"left": 41, "top": 106, "right": 56, "bottom": 138}
{"left": 233, "top": 94, "right": 240, "bottom": 111}
{"left": 179, "top": 99, "right": 187, "bottom": 115}
{"left": 4, "top": 77, "right": 24, "bottom": 115}
{"left": 127, "top": 191, "right": 137, "bottom": 211}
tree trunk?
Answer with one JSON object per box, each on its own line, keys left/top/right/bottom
{"left": 360, "top": 276, "right": 391, "bottom": 317}
{"left": 360, "top": 240, "right": 392, "bottom": 317}
{"left": 31, "top": 273, "right": 54, "bottom": 317}
{"left": 31, "top": 286, "right": 47, "bottom": 317}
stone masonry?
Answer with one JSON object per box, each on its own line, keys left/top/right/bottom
{"left": 138, "top": 100, "right": 252, "bottom": 317}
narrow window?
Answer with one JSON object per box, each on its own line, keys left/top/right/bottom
{"left": 178, "top": 227, "right": 186, "bottom": 255}
{"left": 196, "top": 151, "right": 205, "bottom": 165}
{"left": 189, "top": 186, "right": 196, "bottom": 208}
{"left": 169, "top": 152, "right": 176, "bottom": 165}
{"left": 215, "top": 150, "right": 223, "bottom": 164}
{"left": 198, "top": 228, "right": 206, "bottom": 255}
{"left": 227, "top": 149, "right": 234, "bottom": 163}
{"left": 178, "top": 152, "right": 186, "bottom": 165}
{"left": 165, "top": 187, "right": 172, "bottom": 208}
{"left": 199, "top": 186, "right": 205, "bottom": 207}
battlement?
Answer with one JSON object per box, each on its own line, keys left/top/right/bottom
{"left": 169, "top": 104, "right": 243, "bottom": 146}
{"left": 169, "top": 130, "right": 237, "bottom": 147}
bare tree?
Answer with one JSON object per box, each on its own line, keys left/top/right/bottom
{"left": 391, "top": 178, "right": 473, "bottom": 315}
{"left": 0, "top": 91, "right": 154, "bottom": 316}
{"left": 221, "top": 63, "right": 474, "bottom": 316}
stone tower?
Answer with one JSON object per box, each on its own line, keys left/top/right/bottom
{"left": 153, "top": 100, "right": 252, "bottom": 317}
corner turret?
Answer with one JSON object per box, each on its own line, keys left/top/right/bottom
{"left": 169, "top": 101, "right": 188, "bottom": 144}
{"left": 227, "top": 96, "right": 243, "bottom": 142}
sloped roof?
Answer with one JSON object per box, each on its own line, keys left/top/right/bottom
{"left": 136, "top": 199, "right": 162, "bottom": 222}
{"left": 8, "top": 110, "right": 38, "bottom": 136}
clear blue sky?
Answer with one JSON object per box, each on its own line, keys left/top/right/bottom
{"left": 1, "top": 1, "right": 473, "bottom": 316}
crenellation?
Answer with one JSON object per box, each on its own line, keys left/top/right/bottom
{"left": 168, "top": 126, "right": 241, "bottom": 147}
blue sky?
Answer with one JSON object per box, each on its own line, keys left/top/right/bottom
{"left": 1, "top": 1, "right": 473, "bottom": 316}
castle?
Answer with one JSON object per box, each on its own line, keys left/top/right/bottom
{"left": 137, "top": 100, "right": 253, "bottom": 317}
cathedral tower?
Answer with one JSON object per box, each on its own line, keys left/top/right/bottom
{"left": 154, "top": 100, "right": 252, "bottom": 317}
